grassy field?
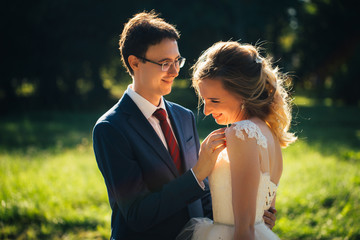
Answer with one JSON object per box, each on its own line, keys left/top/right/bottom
{"left": 1, "top": 94, "right": 359, "bottom": 239}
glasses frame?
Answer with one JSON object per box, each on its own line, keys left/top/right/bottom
{"left": 136, "top": 56, "right": 186, "bottom": 72}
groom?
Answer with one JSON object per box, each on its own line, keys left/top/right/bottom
{"left": 93, "top": 11, "right": 276, "bottom": 240}
{"left": 93, "top": 11, "right": 220, "bottom": 240}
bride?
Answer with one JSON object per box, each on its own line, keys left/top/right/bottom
{"left": 177, "top": 41, "right": 297, "bottom": 239}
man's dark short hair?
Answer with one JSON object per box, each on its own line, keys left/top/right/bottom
{"left": 119, "top": 10, "right": 180, "bottom": 75}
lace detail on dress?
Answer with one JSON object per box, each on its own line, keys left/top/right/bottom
{"left": 177, "top": 120, "right": 280, "bottom": 239}
{"left": 231, "top": 120, "right": 267, "bottom": 148}
{"left": 254, "top": 173, "right": 278, "bottom": 224}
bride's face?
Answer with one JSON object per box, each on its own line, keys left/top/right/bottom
{"left": 198, "top": 78, "right": 243, "bottom": 125}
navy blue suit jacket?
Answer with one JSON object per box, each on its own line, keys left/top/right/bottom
{"left": 93, "top": 93, "right": 212, "bottom": 240}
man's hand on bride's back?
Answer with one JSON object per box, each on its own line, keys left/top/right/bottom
{"left": 192, "top": 128, "right": 226, "bottom": 182}
{"left": 263, "top": 207, "right": 277, "bottom": 230}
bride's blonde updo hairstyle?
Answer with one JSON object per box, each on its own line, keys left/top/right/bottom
{"left": 192, "top": 41, "right": 297, "bottom": 147}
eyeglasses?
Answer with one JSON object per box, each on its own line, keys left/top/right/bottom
{"left": 136, "top": 56, "right": 186, "bottom": 72}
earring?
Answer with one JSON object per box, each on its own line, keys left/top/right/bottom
{"left": 241, "top": 104, "right": 245, "bottom": 111}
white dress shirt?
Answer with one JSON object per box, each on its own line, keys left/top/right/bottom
{"left": 125, "top": 85, "right": 205, "bottom": 190}
{"left": 126, "top": 85, "right": 176, "bottom": 149}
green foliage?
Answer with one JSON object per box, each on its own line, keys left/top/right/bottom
{"left": 165, "top": 79, "right": 198, "bottom": 110}
{"left": 2, "top": 0, "right": 358, "bottom": 111}
{"left": 1, "top": 93, "right": 359, "bottom": 239}
{"left": 294, "top": 0, "right": 359, "bottom": 105}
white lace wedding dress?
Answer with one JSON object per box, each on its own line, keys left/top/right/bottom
{"left": 177, "top": 120, "right": 280, "bottom": 240}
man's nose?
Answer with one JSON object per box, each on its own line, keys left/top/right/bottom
{"left": 167, "top": 63, "right": 179, "bottom": 77}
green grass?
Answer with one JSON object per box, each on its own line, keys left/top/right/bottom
{"left": 275, "top": 104, "right": 360, "bottom": 240}
{"left": 0, "top": 112, "right": 110, "bottom": 239}
{"left": 1, "top": 92, "right": 360, "bottom": 239}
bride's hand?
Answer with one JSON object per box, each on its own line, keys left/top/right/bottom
{"left": 192, "top": 128, "right": 226, "bottom": 182}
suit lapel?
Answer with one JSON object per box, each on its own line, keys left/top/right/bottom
{"left": 120, "top": 94, "right": 179, "bottom": 177}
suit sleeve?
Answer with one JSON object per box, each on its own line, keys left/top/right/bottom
{"left": 189, "top": 111, "right": 213, "bottom": 219}
{"left": 93, "top": 116, "right": 207, "bottom": 232}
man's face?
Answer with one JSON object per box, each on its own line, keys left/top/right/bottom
{"left": 133, "top": 38, "right": 180, "bottom": 106}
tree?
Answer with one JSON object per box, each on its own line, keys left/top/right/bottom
{"left": 294, "top": 0, "right": 360, "bottom": 105}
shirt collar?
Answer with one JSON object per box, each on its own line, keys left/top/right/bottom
{"left": 126, "top": 84, "right": 167, "bottom": 119}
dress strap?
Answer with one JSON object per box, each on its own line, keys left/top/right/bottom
{"left": 230, "top": 120, "right": 267, "bottom": 148}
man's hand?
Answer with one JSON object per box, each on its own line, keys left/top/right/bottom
{"left": 263, "top": 207, "right": 277, "bottom": 229}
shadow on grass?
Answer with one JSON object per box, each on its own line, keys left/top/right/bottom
{"left": 0, "top": 83, "right": 198, "bottom": 154}
{"left": 1, "top": 220, "right": 105, "bottom": 240}
{"left": 0, "top": 111, "right": 101, "bottom": 153}
{"left": 2, "top": 104, "right": 359, "bottom": 158}
{"left": 1, "top": 205, "right": 107, "bottom": 239}
{"left": 293, "top": 105, "right": 360, "bottom": 159}
{"left": 1, "top": 102, "right": 359, "bottom": 163}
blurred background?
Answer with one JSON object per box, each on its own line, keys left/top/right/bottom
{"left": 1, "top": 0, "right": 360, "bottom": 111}
{"left": 1, "top": 0, "right": 359, "bottom": 239}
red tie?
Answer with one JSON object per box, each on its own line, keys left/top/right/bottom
{"left": 153, "top": 108, "right": 182, "bottom": 172}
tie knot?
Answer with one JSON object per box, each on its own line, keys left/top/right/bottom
{"left": 153, "top": 108, "right": 167, "bottom": 122}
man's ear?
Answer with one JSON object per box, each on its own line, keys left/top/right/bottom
{"left": 128, "top": 55, "right": 140, "bottom": 72}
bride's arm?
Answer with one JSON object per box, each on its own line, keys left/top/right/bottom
{"left": 226, "top": 127, "right": 260, "bottom": 240}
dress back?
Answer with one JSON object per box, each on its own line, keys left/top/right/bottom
{"left": 209, "top": 120, "right": 278, "bottom": 225}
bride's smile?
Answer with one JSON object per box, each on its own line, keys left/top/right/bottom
{"left": 198, "top": 78, "right": 243, "bottom": 125}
